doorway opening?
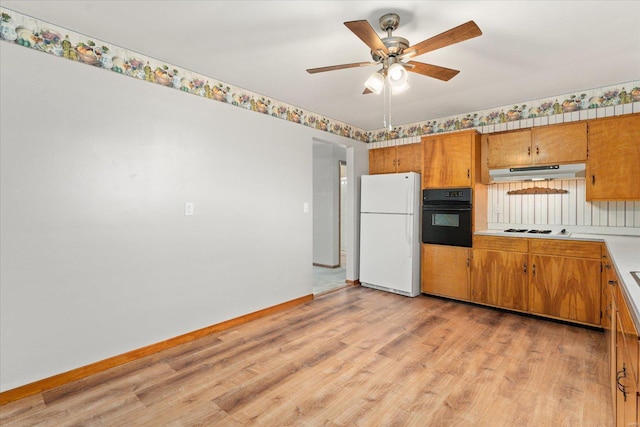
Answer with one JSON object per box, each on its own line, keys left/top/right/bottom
{"left": 312, "top": 144, "right": 348, "bottom": 295}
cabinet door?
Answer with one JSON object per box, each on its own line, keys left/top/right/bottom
{"left": 603, "top": 251, "right": 619, "bottom": 412}
{"left": 529, "top": 254, "right": 601, "bottom": 325}
{"left": 471, "top": 249, "right": 528, "bottom": 311}
{"left": 422, "top": 244, "right": 469, "bottom": 300}
{"left": 423, "top": 132, "right": 472, "bottom": 188}
{"left": 485, "top": 129, "right": 532, "bottom": 168}
{"left": 395, "top": 143, "right": 422, "bottom": 173}
{"left": 587, "top": 114, "right": 640, "bottom": 200}
{"left": 532, "top": 122, "right": 587, "bottom": 165}
{"left": 616, "top": 308, "right": 639, "bottom": 427}
{"left": 369, "top": 146, "right": 397, "bottom": 174}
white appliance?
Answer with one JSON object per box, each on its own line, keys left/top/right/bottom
{"left": 360, "top": 172, "right": 421, "bottom": 297}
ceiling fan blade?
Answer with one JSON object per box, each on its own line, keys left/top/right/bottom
{"left": 406, "top": 61, "right": 460, "bottom": 81}
{"left": 406, "top": 20, "right": 482, "bottom": 58}
{"left": 344, "top": 20, "right": 389, "bottom": 55}
{"left": 306, "top": 62, "right": 376, "bottom": 74}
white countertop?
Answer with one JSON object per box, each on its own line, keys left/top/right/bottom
{"left": 474, "top": 230, "right": 640, "bottom": 330}
{"left": 593, "top": 234, "right": 640, "bottom": 331}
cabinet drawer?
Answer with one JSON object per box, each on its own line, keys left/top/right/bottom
{"left": 473, "top": 235, "right": 528, "bottom": 252}
{"left": 529, "top": 239, "right": 601, "bottom": 259}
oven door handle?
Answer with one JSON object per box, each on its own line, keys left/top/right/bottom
{"left": 423, "top": 206, "right": 471, "bottom": 212}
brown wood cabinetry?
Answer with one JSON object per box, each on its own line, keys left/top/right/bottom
{"left": 604, "top": 257, "right": 640, "bottom": 427}
{"left": 368, "top": 143, "right": 422, "bottom": 175}
{"left": 483, "top": 122, "right": 587, "bottom": 169}
{"left": 615, "top": 282, "right": 639, "bottom": 427}
{"left": 586, "top": 113, "right": 640, "bottom": 201}
{"left": 528, "top": 239, "right": 601, "bottom": 326}
{"left": 484, "top": 129, "right": 532, "bottom": 168}
{"left": 422, "top": 130, "right": 480, "bottom": 188}
{"left": 421, "top": 244, "right": 470, "bottom": 300}
{"left": 471, "top": 236, "right": 528, "bottom": 311}
{"left": 467, "top": 236, "right": 602, "bottom": 326}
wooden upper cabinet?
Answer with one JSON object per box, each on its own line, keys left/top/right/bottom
{"left": 423, "top": 130, "right": 479, "bottom": 188}
{"left": 533, "top": 122, "right": 587, "bottom": 165}
{"left": 368, "top": 143, "right": 422, "bottom": 175}
{"left": 395, "top": 143, "right": 423, "bottom": 173}
{"left": 369, "top": 146, "right": 397, "bottom": 175}
{"left": 586, "top": 113, "right": 640, "bottom": 201}
{"left": 485, "top": 122, "right": 587, "bottom": 169}
{"left": 485, "top": 129, "right": 532, "bottom": 168}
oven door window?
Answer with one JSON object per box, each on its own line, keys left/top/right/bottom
{"left": 422, "top": 207, "right": 472, "bottom": 247}
{"left": 432, "top": 213, "right": 460, "bottom": 227}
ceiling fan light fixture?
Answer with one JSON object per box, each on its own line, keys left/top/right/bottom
{"left": 364, "top": 71, "right": 385, "bottom": 94}
{"left": 391, "top": 80, "right": 410, "bottom": 95}
{"left": 387, "top": 62, "right": 408, "bottom": 88}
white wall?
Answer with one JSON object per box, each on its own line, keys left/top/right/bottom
{"left": 0, "top": 43, "right": 365, "bottom": 391}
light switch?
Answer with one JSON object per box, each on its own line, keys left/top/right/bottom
{"left": 185, "top": 202, "right": 194, "bottom": 216}
{"left": 303, "top": 202, "right": 309, "bottom": 213}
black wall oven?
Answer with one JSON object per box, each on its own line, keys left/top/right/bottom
{"left": 422, "top": 188, "right": 472, "bottom": 248}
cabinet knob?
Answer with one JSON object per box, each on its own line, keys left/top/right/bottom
{"left": 535, "top": 146, "right": 540, "bottom": 155}
{"left": 467, "top": 169, "right": 470, "bottom": 179}
{"left": 608, "top": 280, "right": 617, "bottom": 286}
{"left": 532, "top": 264, "right": 536, "bottom": 276}
{"left": 527, "top": 146, "right": 531, "bottom": 156}
{"left": 592, "top": 175, "right": 596, "bottom": 185}
{"left": 523, "top": 263, "right": 527, "bottom": 273}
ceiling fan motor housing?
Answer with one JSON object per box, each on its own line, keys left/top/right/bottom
{"left": 371, "top": 13, "right": 409, "bottom": 62}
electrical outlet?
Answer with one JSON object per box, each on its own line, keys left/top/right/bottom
{"left": 494, "top": 203, "right": 503, "bottom": 214}
{"left": 185, "top": 202, "right": 194, "bottom": 216}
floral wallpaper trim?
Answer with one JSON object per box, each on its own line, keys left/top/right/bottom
{"left": 1, "top": 8, "right": 638, "bottom": 144}
{"left": 0, "top": 8, "right": 369, "bottom": 143}
{"left": 369, "top": 81, "right": 640, "bottom": 142}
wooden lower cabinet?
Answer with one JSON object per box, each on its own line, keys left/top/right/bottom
{"left": 471, "top": 246, "right": 528, "bottom": 311}
{"left": 528, "top": 254, "right": 601, "bottom": 325}
{"left": 615, "top": 283, "right": 639, "bottom": 427}
{"left": 603, "top": 250, "right": 619, "bottom": 414}
{"left": 528, "top": 239, "right": 602, "bottom": 326}
{"left": 467, "top": 236, "right": 602, "bottom": 326}
{"left": 421, "top": 244, "right": 470, "bottom": 300}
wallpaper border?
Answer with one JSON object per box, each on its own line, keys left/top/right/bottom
{"left": 1, "top": 8, "right": 638, "bottom": 144}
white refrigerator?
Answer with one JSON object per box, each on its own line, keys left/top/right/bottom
{"left": 359, "top": 172, "right": 421, "bottom": 297}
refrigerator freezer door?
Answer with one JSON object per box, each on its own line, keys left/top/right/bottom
{"left": 360, "top": 212, "right": 419, "bottom": 296}
{"left": 361, "top": 172, "right": 418, "bottom": 215}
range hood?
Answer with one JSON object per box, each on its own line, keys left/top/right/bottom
{"left": 489, "top": 163, "right": 586, "bottom": 183}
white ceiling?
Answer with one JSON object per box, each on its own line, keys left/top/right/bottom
{"left": 3, "top": 1, "right": 639, "bottom": 131}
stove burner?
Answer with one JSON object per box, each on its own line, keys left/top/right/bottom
{"left": 504, "top": 228, "right": 553, "bottom": 234}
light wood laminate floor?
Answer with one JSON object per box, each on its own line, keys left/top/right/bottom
{"left": 1, "top": 286, "right": 612, "bottom": 426}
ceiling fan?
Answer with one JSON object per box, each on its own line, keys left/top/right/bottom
{"left": 307, "top": 13, "right": 482, "bottom": 95}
